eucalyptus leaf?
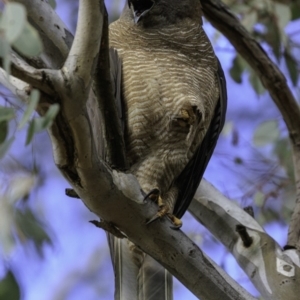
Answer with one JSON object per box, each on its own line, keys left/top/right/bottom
{"left": 18, "top": 89, "right": 40, "bottom": 129}
{"left": 284, "top": 51, "right": 299, "bottom": 86}
{"left": 0, "top": 106, "right": 14, "bottom": 122}
{"left": 254, "top": 191, "right": 265, "bottom": 207}
{"left": 0, "top": 37, "right": 11, "bottom": 75}
{"left": 25, "top": 103, "right": 59, "bottom": 146}
{"left": 253, "top": 120, "right": 279, "bottom": 146}
{"left": 0, "top": 3, "right": 26, "bottom": 43}
{"left": 48, "top": 0, "right": 57, "bottom": 9}
{"left": 221, "top": 121, "right": 233, "bottom": 136}
{"left": 291, "top": 2, "right": 300, "bottom": 20}
{"left": 249, "top": 70, "right": 265, "bottom": 95}
{"left": 0, "top": 121, "right": 8, "bottom": 144}
{"left": 15, "top": 208, "right": 52, "bottom": 256}
{"left": 229, "top": 55, "right": 247, "bottom": 84}
{"left": 274, "top": 3, "right": 291, "bottom": 30}
{"left": 241, "top": 10, "right": 257, "bottom": 32}
{"left": 0, "top": 271, "right": 21, "bottom": 300}
{"left": 42, "top": 104, "right": 60, "bottom": 129}
{"left": 0, "top": 137, "right": 14, "bottom": 159}
{"left": 25, "top": 118, "right": 44, "bottom": 145}
{"left": 13, "top": 21, "right": 43, "bottom": 57}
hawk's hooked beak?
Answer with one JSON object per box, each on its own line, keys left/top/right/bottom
{"left": 128, "top": 0, "right": 155, "bottom": 24}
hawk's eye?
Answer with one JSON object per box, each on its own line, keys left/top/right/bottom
{"left": 129, "top": 0, "right": 154, "bottom": 16}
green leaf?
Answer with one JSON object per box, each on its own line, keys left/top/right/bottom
{"left": 284, "top": 51, "right": 299, "bottom": 86}
{"left": 42, "top": 103, "right": 60, "bottom": 129}
{"left": 221, "top": 121, "right": 233, "bottom": 136}
{"left": 274, "top": 3, "right": 291, "bottom": 30}
{"left": 241, "top": 10, "right": 257, "bottom": 32}
{"left": 15, "top": 208, "right": 51, "bottom": 255}
{"left": 249, "top": 70, "right": 265, "bottom": 95}
{"left": 0, "top": 121, "right": 8, "bottom": 144}
{"left": 0, "top": 37, "right": 11, "bottom": 75}
{"left": 25, "top": 118, "right": 43, "bottom": 145}
{"left": 254, "top": 191, "right": 265, "bottom": 207}
{"left": 0, "top": 106, "right": 14, "bottom": 122}
{"left": 25, "top": 103, "right": 59, "bottom": 145}
{"left": 48, "top": 0, "right": 57, "bottom": 9}
{"left": 0, "top": 271, "right": 21, "bottom": 300}
{"left": 0, "top": 3, "right": 26, "bottom": 43}
{"left": 291, "top": 3, "right": 300, "bottom": 20}
{"left": 267, "top": 24, "right": 281, "bottom": 61}
{"left": 18, "top": 89, "right": 40, "bottom": 129}
{"left": 253, "top": 120, "right": 279, "bottom": 146}
{"left": 273, "top": 138, "right": 294, "bottom": 181}
{"left": 229, "top": 55, "right": 247, "bottom": 84}
{"left": 13, "top": 21, "right": 43, "bottom": 57}
{"left": 0, "top": 137, "right": 14, "bottom": 159}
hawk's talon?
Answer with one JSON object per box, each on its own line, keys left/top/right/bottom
{"left": 146, "top": 204, "right": 182, "bottom": 229}
{"left": 146, "top": 214, "right": 160, "bottom": 225}
{"left": 168, "top": 213, "right": 182, "bottom": 229}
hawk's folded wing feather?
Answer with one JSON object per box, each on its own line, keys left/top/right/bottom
{"left": 173, "top": 59, "right": 227, "bottom": 218}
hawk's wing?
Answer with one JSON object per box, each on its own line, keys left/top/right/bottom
{"left": 173, "top": 59, "right": 227, "bottom": 219}
{"left": 108, "top": 48, "right": 173, "bottom": 300}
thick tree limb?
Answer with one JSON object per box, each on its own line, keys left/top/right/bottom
{"left": 201, "top": 0, "right": 300, "bottom": 250}
{"left": 190, "top": 179, "right": 300, "bottom": 300}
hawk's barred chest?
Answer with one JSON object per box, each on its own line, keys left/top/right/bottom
{"left": 109, "top": 16, "right": 219, "bottom": 198}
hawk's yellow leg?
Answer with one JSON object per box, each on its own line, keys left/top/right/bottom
{"left": 144, "top": 189, "right": 182, "bottom": 229}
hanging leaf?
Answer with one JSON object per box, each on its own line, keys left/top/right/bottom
{"left": 221, "top": 121, "right": 233, "bottom": 136}
{"left": 15, "top": 209, "right": 52, "bottom": 256}
{"left": 25, "top": 104, "right": 60, "bottom": 145}
{"left": 241, "top": 10, "right": 257, "bottom": 32}
{"left": 0, "top": 106, "right": 14, "bottom": 122}
{"left": 284, "top": 50, "right": 299, "bottom": 86}
{"left": 13, "top": 21, "right": 43, "bottom": 57}
{"left": 229, "top": 55, "right": 247, "bottom": 84}
{"left": 0, "top": 3, "right": 26, "bottom": 43}
{"left": 18, "top": 89, "right": 40, "bottom": 129}
{"left": 273, "top": 138, "right": 294, "bottom": 181}
{"left": 42, "top": 103, "right": 60, "bottom": 129}
{"left": 291, "top": 2, "right": 300, "bottom": 20}
{"left": 48, "top": 0, "right": 57, "bottom": 9}
{"left": 253, "top": 120, "right": 279, "bottom": 146}
{"left": 0, "top": 137, "right": 15, "bottom": 159}
{"left": 0, "top": 271, "right": 21, "bottom": 300}
{"left": 0, "top": 121, "right": 8, "bottom": 144}
{"left": 0, "top": 37, "right": 11, "bottom": 75}
{"left": 249, "top": 70, "right": 265, "bottom": 95}
{"left": 254, "top": 191, "right": 265, "bottom": 207}
{"left": 25, "top": 118, "right": 44, "bottom": 145}
{"left": 274, "top": 3, "right": 291, "bottom": 30}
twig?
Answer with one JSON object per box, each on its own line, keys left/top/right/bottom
{"left": 201, "top": 0, "right": 300, "bottom": 249}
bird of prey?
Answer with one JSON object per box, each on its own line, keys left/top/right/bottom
{"left": 107, "top": 0, "right": 227, "bottom": 298}
{"left": 109, "top": 0, "right": 227, "bottom": 226}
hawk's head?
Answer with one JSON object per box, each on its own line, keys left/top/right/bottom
{"left": 127, "top": 0, "right": 202, "bottom": 27}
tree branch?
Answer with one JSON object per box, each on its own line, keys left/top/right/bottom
{"left": 201, "top": 0, "right": 300, "bottom": 250}
{"left": 6, "top": 53, "right": 54, "bottom": 95}
{"left": 190, "top": 179, "right": 300, "bottom": 300}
